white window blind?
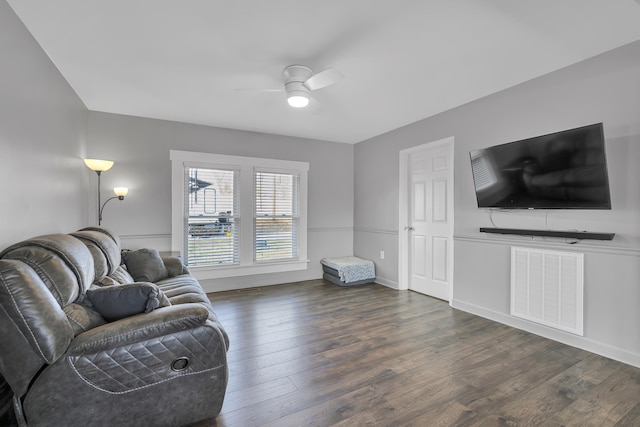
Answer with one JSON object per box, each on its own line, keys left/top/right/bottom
{"left": 171, "top": 150, "right": 308, "bottom": 280}
{"left": 254, "top": 171, "right": 299, "bottom": 262}
{"left": 185, "top": 167, "right": 239, "bottom": 266}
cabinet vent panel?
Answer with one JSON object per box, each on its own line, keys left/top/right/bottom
{"left": 511, "top": 247, "right": 583, "bottom": 336}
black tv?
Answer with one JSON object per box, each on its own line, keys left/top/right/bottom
{"left": 469, "top": 123, "right": 611, "bottom": 209}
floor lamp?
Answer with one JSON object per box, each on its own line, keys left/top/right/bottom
{"left": 84, "top": 159, "right": 128, "bottom": 225}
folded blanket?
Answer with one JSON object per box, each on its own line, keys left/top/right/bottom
{"left": 321, "top": 256, "right": 375, "bottom": 283}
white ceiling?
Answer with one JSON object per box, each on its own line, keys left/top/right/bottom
{"left": 8, "top": 0, "right": 640, "bottom": 144}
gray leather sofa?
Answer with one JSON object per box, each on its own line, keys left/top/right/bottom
{"left": 0, "top": 227, "right": 229, "bottom": 426}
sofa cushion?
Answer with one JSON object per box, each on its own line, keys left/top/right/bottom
{"left": 99, "top": 276, "right": 119, "bottom": 287}
{"left": 71, "top": 228, "right": 122, "bottom": 281}
{"left": 99, "top": 265, "right": 135, "bottom": 286}
{"left": 122, "top": 248, "right": 168, "bottom": 282}
{"left": 86, "top": 282, "right": 171, "bottom": 322}
{"left": 156, "top": 274, "right": 211, "bottom": 306}
{"left": 0, "top": 234, "right": 95, "bottom": 304}
{"left": 109, "top": 265, "right": 135, "bottom": 284}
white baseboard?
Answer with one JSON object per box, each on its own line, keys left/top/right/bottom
{"left": 374, "top": 276, "right": 399, "bottom": 290}
{"left": 201, "top": 272, "right": 320, "bottom": 293}
{"left": 451, "top": 298, "right": 640, "bottom": 369}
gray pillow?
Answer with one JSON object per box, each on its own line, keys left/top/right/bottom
{"left": 122, "top": 248, "right": 168, "bottom": 282}
{"left": 86, "top": 282, "right": 171, "bottom": 322}
{"left": 162, "top": 256, "right": 186, "bottom": 277}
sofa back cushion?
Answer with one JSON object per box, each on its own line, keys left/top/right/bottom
{"left": 71, "top": 227, "right": 121, "bottom": 282}
{"left": 0, "top": 234, "right": 95, "bottom": 306}
{"left": 0, "top": 259, "right": 75, "bottom": 396}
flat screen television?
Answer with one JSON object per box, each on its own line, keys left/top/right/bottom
{"left": 469, "top": 123, "right": 611, "bottom": 209}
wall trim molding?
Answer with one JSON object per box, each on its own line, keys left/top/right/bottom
{"left": 120, "top": 227, "right": 353, "bottom": 241}
{"left": 120, "top": 233, "right": 171, "bottom": 240}
{"left": 354, "top": 228, "right": 398, "bottom": 236}
{"left": 451, "top": 298, "right": 640, "bottom": 369}
{"left": 454, "top": 233, "right": 640, "bottom": 257}
{"left": 308, "top": 227, "right": 353, "bottom": 233}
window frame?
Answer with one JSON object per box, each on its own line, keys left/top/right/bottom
{"left": 171, "top": 150, "right": 309, "bottom": 280}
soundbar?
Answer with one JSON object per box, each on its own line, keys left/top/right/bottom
{"left": 479, "top": 227, "right": 615, "bottom": 241}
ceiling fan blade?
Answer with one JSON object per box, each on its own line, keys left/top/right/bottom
{"left": 303, "top": 68, "right": 344, "bottom": 91}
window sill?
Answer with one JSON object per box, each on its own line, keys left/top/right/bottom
{"left": 190, "top": 259, "right": 309, "bottom": 280}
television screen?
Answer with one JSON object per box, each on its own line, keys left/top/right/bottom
{"left": 469, "top": 123, "right": 611, "bottom": 209}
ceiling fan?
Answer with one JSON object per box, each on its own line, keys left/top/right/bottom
{"left": 238, "top": 65, "right": 344, "bottom": 108}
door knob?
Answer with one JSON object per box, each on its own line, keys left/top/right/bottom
{"left": 404, "top": 226, "right": 415, "bottom": 231}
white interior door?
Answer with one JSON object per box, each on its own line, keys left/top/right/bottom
{"left": 406, "top": 141, "right": 453, "bottom": 301}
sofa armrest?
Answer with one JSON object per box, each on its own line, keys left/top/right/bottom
{"left": 68, "top": 303, "right": 210, "bottom": 355}
{"left": 54, "top": 302, "right": 228, "bottom": 397}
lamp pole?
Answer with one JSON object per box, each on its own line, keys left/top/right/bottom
{"left": 96, "top": 171, "right": 102, "bottom": 225}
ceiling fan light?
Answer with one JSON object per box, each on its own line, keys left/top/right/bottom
{"left": 287, "top": 94, "right": 309, "bottom": 108}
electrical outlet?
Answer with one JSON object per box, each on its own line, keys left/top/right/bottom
{"left": 380, "top": 251, "right": 385, "bottom": 259}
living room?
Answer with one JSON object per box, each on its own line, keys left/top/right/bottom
{"left": 2, "top": 1, "right": 640, "bottom": 425}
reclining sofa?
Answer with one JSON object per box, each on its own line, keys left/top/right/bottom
{"left": 0, "top": 227, "right": 229, "bottom": 426}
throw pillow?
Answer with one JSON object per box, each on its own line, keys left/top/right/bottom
{"left": 162, "top": 256, "right": 186, "bottom": 277}
{"left": 86, "top": 282, "right": 171, "bottom": 322}
{"left": 122, "top": 248, "right": 168, "bottom": 282}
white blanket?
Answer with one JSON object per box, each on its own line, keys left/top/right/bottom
{"left": 321, "top": 256, "right": 375, "bottom": 283}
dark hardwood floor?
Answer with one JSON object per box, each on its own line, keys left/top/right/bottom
{"left": 196, "top": 280, "right": 640, "bottom": 426}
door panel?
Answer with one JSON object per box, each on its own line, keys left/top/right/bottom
{"left": 413, "top": 182, "right": 426, "bottom": 221}
{"left": 432, "top": 237, "right": 447, "bottom": 282}
{"left": 432, "top": 179, "right": 447, "bottom": 222}
{"left": 407, "top": 142, "right": 453, "bottom": 301}
{"left": 411, "top": 235, "right": 427, "bottom": 278}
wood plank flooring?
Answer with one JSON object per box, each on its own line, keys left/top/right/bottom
{"left": 193, "top": 279, "right": 640, "bottom": 427}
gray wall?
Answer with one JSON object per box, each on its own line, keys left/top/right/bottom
{"left": 86, "top": 112, "right": 354, "bottom": 291}
{"left": 354, "top": 40, "right": 640, "bottom": 366}
{"left": 0, "top": 1, "right": 89, "bottom": 250}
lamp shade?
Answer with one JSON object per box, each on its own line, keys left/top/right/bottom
{"left": 84, "top": 159, "right": 114, "bottom": 172}
{"left": 113, "top": 187, "right": 128, "bottom": 197}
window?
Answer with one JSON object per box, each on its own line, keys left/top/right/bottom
{"left": 171, "top": 150, "right": 308, "bottom": 279}
{"left": 185, "top": 167, "right": 238, "bottom": 266}
{"left": 254, "top": 171, "right": 299, "bottom": 262}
